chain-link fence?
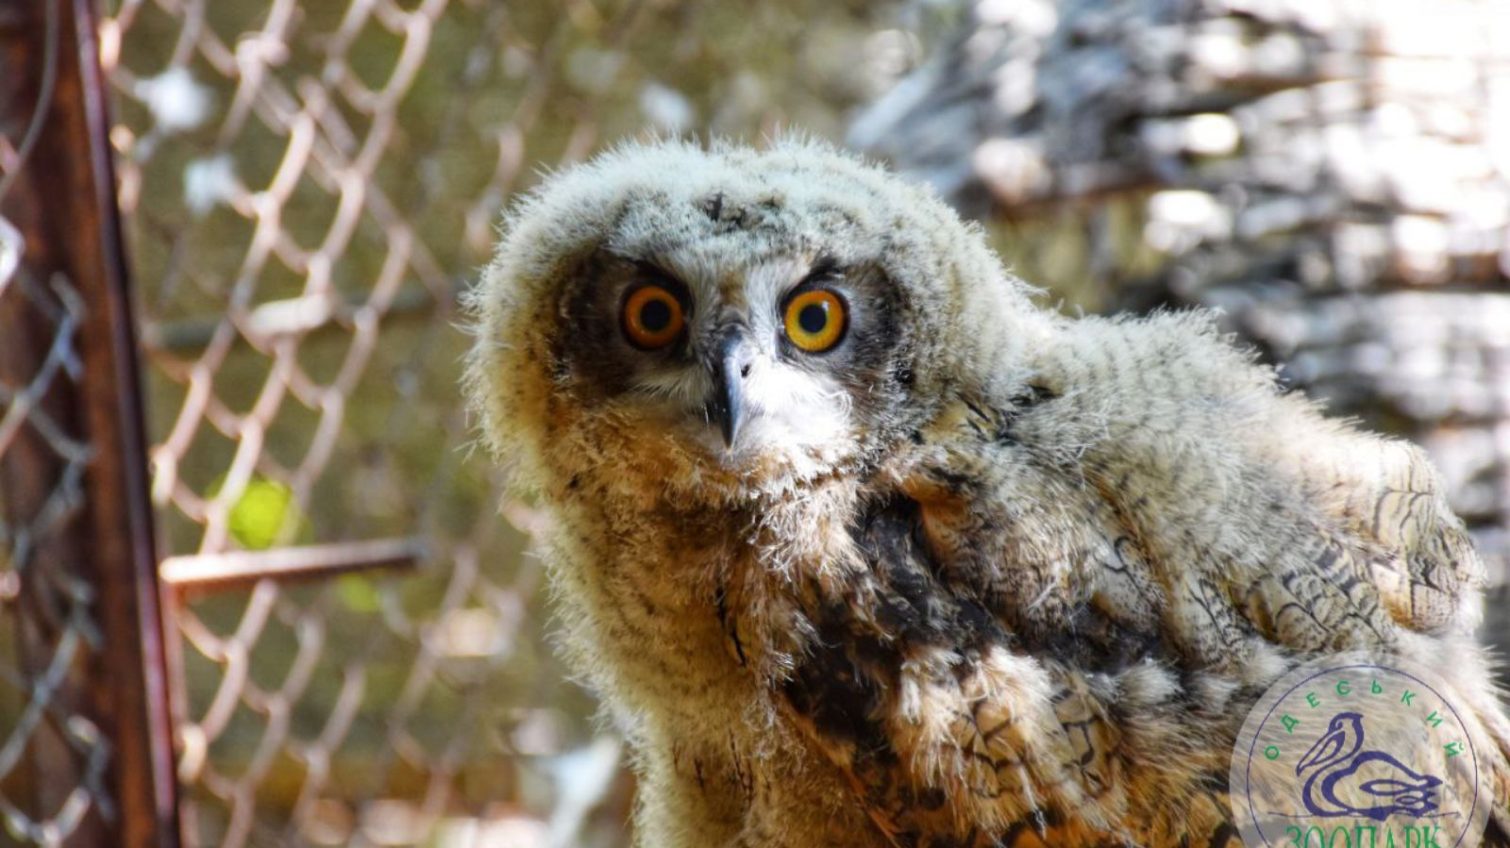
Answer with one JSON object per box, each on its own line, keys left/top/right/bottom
{"left": 3, "top": 1, "right": 909, "bottom": 846}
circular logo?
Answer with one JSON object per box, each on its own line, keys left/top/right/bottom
{"left": 1230, "top": 653, "right": 1489, "bottom": 848}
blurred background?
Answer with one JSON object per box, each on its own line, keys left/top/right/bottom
{"left": 0, "top": 0, "right": 1505, "bottom": 846}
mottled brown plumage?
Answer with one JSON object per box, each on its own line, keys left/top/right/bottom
{"left": 465, "top": 139, "right": 1510, "bottom": 847}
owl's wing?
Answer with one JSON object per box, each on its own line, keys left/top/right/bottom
{"left": 959, "top": 313, "right": 1493, "bottom": 670}
{"left": 1278, "top": 425, "right": 1482, "bottom": 635}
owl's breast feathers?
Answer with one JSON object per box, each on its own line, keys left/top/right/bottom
{"left": 769, "top": 314, "right": 1510, "bottom": 846}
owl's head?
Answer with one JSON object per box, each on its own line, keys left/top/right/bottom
{"left": 466, "top": 138, "right": 1047, "bottom": 504}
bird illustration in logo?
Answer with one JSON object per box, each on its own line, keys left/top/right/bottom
{"left": 1296, "top": 711, "right": 1444, "bottom": 821}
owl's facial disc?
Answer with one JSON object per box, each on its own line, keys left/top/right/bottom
{"left": 559, "top": 250, "right": 905, "bottom": 487}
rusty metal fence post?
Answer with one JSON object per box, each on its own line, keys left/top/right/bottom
{"left": 0, "top": 0, "right": 181, "bottom": 845}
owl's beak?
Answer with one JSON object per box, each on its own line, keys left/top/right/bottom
{"left": 709, "top": 328, "right": 754, "bottom": 449}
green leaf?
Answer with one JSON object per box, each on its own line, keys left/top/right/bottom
{"left": 227, "top": 477, "right": 296, "bottom": 551}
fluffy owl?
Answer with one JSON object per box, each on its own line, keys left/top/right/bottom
{"left": 464, "top": 138, "right": 1510, "bottom": 847}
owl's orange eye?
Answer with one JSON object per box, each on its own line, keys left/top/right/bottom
{"left": 622, "top": 284, "right": 686, "bottom": 350}
{"left": 783, "top": 289, "right": 847, "bottom": 353}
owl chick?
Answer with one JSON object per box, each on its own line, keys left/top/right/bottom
{"left": 464, "top": 139, "right": 1510, "bottom": 848}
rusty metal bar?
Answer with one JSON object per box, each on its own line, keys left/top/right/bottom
{"left": 160, "top": 537, "right": 426, "bottom": 590}
{"left": 139, "top": 282, "right": 458, "bottom": 353}
{"left": 67, "top": 0, "right": 181, "bottom": 842}
{"left": 0, "top": 0, "right": 182, "bottom": 845}
{"left": 0, "top": 1, "right": 111, "bottom": 842}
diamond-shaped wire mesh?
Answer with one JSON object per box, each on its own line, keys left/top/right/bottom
{"left": 97, "top": 1, "right": 907, "bottom": 845}
{"left": 0, "top": 264, "right": 111, "bottom": 847}
{"left": 0, "top": 2, "right": 115, "bottom": 843}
